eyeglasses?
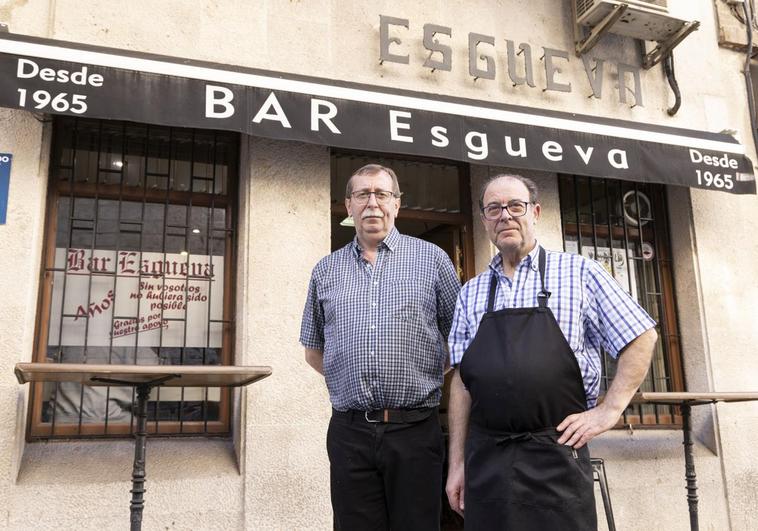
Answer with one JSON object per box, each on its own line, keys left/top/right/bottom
{"left": 481, "top": 200, "right": 532, "bottom": 220}
{"left": 350, "top": 190, "right": 398, "bottom": 205}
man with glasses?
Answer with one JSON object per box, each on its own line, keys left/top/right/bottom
{"left": 300, "top": 163, "right": 460, "bottom": 530}
{"left": 445, "top": 173, "right": 657, "bottom": 530}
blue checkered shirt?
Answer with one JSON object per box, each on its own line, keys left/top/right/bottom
{"left": 448, "top": 243, "right": 656, "bottom": 408}
{"left": 300, "top": 227, "right": 461, "bottom": 411}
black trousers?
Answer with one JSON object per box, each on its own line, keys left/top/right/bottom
{"left": 327, "top": 409, "right": 444, "bottom": 531}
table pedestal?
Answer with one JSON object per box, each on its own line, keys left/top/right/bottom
{"left": 91, "top": 374, "right": 179, "bottom": 531}
{"left": 130, "top": 384, "right": 149, "bottom": 531}
{"left": 681, "top": 404, "right": 699, "bottom": 531}
{"left": 14, "top": 362, "right": 272, "bottom": 530}
{"left": 631, "top": 392, "right": 758, "bottom": 531}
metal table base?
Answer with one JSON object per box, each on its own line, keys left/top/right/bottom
{"left": 15, "top": 363, "right": 272, "bottom": 531}
{"left": 631, "top": 392, "right": 758, "bottom": 531}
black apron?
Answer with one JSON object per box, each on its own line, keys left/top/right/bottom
{"left": 459, "top": 247, "right": 597, "bottom": 530}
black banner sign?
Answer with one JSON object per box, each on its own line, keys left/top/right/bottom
{"left": 0, "top": 33, "right": 755, "bottom": 194}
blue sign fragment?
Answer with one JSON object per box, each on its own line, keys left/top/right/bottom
{"left": 0, "top": 153, "right": 12, "bottom": 225}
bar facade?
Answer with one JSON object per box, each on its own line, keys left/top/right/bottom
{"left": 0, "top": 1, "right": 757, "bottom": 529}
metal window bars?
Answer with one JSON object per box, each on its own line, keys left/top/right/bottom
{"left": 32, "top": 117, "right": 238, "bottom": 439}
{"left": 559, "top": 175, "right": 683, "bottom": 427}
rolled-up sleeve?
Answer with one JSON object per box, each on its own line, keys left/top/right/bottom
{"left": 584, "top": 259, "right": 656, "bottom": 358}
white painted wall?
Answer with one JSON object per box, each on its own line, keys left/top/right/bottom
{"left": 0, "top": 108, "right": 49, "bottom": 529}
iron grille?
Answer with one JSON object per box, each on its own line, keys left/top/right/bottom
{"left": 559, "top": 175, "right": 683, "bottom": 427}
{"left": 31, "top": 117, "right": 238, "bottom": 439}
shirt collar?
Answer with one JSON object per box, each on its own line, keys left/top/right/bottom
{"left": 351, "top": 226, "right": 401, "bottom": 257}
{"left": 488, "top": 241, "right": 541, "bottom": 275}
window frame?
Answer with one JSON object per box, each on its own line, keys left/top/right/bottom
{"left": 28, "top": 117, "right": 239, "bottom": 440}
{"left": 558, "top": 174, "right": 684, "bottom": 428}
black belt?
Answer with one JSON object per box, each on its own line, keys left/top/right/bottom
{"left": 333, "top": 407, "right": 436, "bottom": 424}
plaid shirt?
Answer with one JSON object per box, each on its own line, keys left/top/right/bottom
{"left": 449, "top": 243, "right": 656, "bottom": 408}
{"left": 300, "top": 227, "right": 460, "bottom": 411}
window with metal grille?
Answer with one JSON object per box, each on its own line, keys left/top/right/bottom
{"left": 559, "top": 175, "right": 683, "bottom": 427}
{"left": 30, "top": 117, "right": 238, "bottom": 439}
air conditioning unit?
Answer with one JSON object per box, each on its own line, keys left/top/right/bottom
{"left": 576, "top": 0, "right": 668, "bottom": 19}
{"left": 574, "top": 0, "right": 687, "bottom": 42}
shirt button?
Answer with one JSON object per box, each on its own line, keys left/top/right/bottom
{"left": 370, "top": 351, "right": 375, "bottom": 356}
{"left": 370, "top": 325, "right": 376, "bottom": 330}
{"left": 373, "top": 281, "right": 379, "bottom": 286}
{"left": 372, "top": 302, "right": 377, "bottom": 308}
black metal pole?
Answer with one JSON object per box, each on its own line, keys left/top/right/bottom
{"left": 90, "top": 374, "right": 177, "bottom": 530}
{"left": 130, "top": 384, "right": 150, "bottom": 531}
{"left": 681, "top": 403, "right": 699, "bottom": 531}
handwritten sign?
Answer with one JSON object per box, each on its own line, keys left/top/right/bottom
{"left": 48, "top": 248, "right": 224, "bottom": 348}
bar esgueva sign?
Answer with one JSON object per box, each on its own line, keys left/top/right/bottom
{"left": 0, "top": 32, "right": 754, "bottom": 195}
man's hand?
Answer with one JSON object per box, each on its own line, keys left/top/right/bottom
{"left": 446, "top": 462, "right": 465, "bottom": 517}
{"left": 556, "top": 402, "right": 621, "bottom": 448}
{"left": 446, "top": 369, "right": 471, "bottom": 517}
{"left": 558, "top": 328, "right": 658, "bottom": 448}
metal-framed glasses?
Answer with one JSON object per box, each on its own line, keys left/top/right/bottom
{"left": 481, "top": 200, "right": 532, "bottom": 220}
{"left": 350, "top": 190, "right": 398, "bottom": 205}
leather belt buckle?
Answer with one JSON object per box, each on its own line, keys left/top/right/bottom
{"left": 364, "top": 409, "right": 390, "bottom": 423}
{"left": 363, "top": 408, "right": 435, "bottom": 424}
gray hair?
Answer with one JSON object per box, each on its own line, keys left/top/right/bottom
{"left": 345, "top": 164, "right": 401, "bottom": 198}
{"left": 478, "top": 173, "right": 539, "bottom": 208}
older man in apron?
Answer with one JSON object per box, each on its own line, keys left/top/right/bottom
{"left": 445, "top": 174, "right": 658, "bottom": 530}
